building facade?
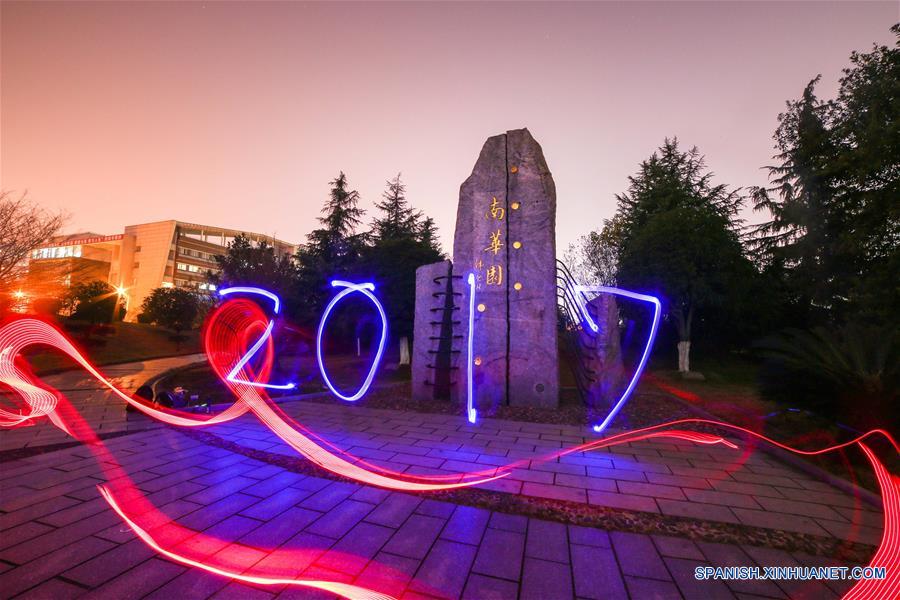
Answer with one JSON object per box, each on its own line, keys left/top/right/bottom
{"left": 27, "top": 220, "right": 296, "bottom": 321}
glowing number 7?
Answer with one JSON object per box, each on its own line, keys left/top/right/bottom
{"left": 572, "top": 285, "right": 661, "bottom": 434}
{"left": 218, "top": 287, "right": 297, "bottom": 390}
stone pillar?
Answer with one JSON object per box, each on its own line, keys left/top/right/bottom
{"left": 411, "top": 260, "right": 462, "bottom": 403}
{"left": 506, "top": 129, "right": 559, "bottom": 407}
{"left": 454, "top": 133, "right": 510, "bottom": 410}
{"left": 453, "top": 128, "right": 559, "bottom": 410}
{"left": 579, "top": 294, "right": 624, "bottom": 410}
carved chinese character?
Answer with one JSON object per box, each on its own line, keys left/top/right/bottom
{"left": 486, "top": 264, "right": 503, "bottom": 286}
{"left": 485, "top": 196, "right": 505, "bottom": 220}
{"left": 484, "top": 229, "right": 503, "bottom": 255}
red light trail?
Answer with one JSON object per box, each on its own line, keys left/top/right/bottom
{"left": 1, "top": 308, "right": 896, "bottom": 599}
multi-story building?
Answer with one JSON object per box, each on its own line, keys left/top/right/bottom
{"left": 26, "top": 220, "right": 296, "bottom": 321}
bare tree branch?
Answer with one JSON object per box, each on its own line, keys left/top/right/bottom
{"left": 0, "top": 191, "right": 66, "bottom": 291}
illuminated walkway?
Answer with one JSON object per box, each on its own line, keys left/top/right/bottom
{"left": 0, "top": 389, "right": 883, "bottom": 598}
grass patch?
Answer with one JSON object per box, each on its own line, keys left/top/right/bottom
{"left": 647, "top": 357, "right": 898, "bottom": 494}
{"left": 25, "top": 321, "right": 202, "bottom": 374}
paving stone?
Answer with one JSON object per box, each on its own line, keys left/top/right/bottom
{"left": 731, "top": 507, "right": 830, "bottom": 536}
{"left": 664, "top": 557, "right": 736, "bottom": 600}
{"left": 754, "top": 496, "right": 846, "bottom": 521}
{"left": 571, "top": 543, "right": 627, "bottom": 600}
{"left": 10, "top": 576, "right": 85, "bottom": 599}
{"left": 472, "top": 528, "right": 525, "bottom": 581}
{"left": 554, "top": 472, "right": 617, "bottom": 491}
{"left": 440, "top": 505, "right": 490, "bottom": 545}
{"left": 462, "top": 573, "right": 519, "bottom": 599}
{"left": 415, "top": 499, "right": 457, "bottom": 519}
{"left": 81, "top": 557, "right": 185, "bottom": 600}
{"left": 586, "top": 466, "right": 648, "bottom": 482}
{"left": 568, "top": 525, "right": 609, "bottom": 548}
{"left": 0, "top": 521, "right": 55, "bottom": 552}
{"left": 383, "top": 515, "right": 446, "bottom": 559}
{"left": 177, "top": 493, "right": 260, "bottom": 532}
{"left": 657, "top": 499, "right": 741, "bottom": 524}
{"left": 145, "top": 569, "right": 233, "bottom": 599}
{"left": 364, "top": 493, "right": 421, "bottom": 528}
{"left": 625, "top": 576, "right": 682, "bottom": 599}
{"left": 520, "top": 557, "right": 573, "bottom": 600}
{"left": 358, "top": 551, "right": 421, "bottom": 598}
{"left": 63, "top": 537, "right": 156, "bottom": 586}
{"left": 240, "top": 471, "right": 307, "bottom": 498}
{"left": 652, "top": 535, "right": 705, "bottom": 560}
{"left": 522, "top": 481, "right": 587, "bottom": 503}
{"left": 239, "top": 488, "right": 310, "bottom": 521}
{"left": 684, "top": 488, "right": 764, "bottom": 509}
{"left": 211, "top": 581, "right": 275, "bottom": 599}
{"left": 239, "top": 507, "right": 321, "bottom": 549}
{"left": 697, "top": 542, "right": 786, "bottom": 598}
{"left": 525, "top": 519, "right": 568, "bottom": 563}
{"left": 316, "top": 521, "right": 394, "bottom": 576}
{"left": 0, "top": 534, "right": 116, "bottom": 597}
{"left": 814, "top": 518, "right": 883, "bottom": 546}
{"left": 177, "top": 515, "right": 262, "bottom": 558}
{"left": 617, "top": 481, "right": 687, "bottom": 501}
{"left": 305, "top": 500, "right": 374, "bottom": 539}
{"left": 741, "top": 545, "right": 839, "bottom": 599}
{"left": 0, "top": 509, "right": 120, "bottom": 564}
{"left": 300, "top": 482, "right": 360, "bottom": 512}
{"left": 710, "top": 480, "right": 786, "bottom": 498}
{"left": 610, "top": 531, "right": 669, "bottom": 581}
{"left": 410, "top": 539, "right": 477, "bottom": 598}
{"left": 488, "top": 511, "right": 528, "bottom": 533}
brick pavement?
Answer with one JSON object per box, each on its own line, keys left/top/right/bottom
{"left": 0, "top": 354, "right": 205, "bottom": 453}
{"left": 0, "top": 379, "right": 885, "bottom": 599}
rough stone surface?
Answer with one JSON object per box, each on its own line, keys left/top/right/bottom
{"left": 452, "top": 128, "right": 559, "bottom": 409}
{"left": 506, "top": 129, "right": 559, "bottom": 408}
{"left": 579, "top": 294, "right": 624, "bottom": 411}
{"left": 454, "top": 133, "right": 510, "bottom": 410}
{"left": 411, "top": 260, "right": 461, "bottom": 403}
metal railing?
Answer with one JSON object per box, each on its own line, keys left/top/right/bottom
{"left": 555, "top": 259, "right": 597, "bottom": 404}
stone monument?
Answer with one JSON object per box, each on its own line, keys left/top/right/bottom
{"left": 412, "top": 128, "right": 559, "bottom": 409}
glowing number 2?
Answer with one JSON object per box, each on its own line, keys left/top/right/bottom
{"left": 316, "top": 280, "right": 388, "bottom": 402}
{"left": 218, "top": 287, "right": 296, "bottom": 390}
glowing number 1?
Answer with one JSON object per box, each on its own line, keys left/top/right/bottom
{"left": 466, "top": 273, "right": 477, "bottom": 423}
{"left": 218, "top": 287, "right": 296, "bottom": 390}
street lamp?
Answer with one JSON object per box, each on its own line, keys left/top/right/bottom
{"left": 115, "top": 285, "right": 129, "bottom": 316}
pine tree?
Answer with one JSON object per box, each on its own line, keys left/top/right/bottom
{"left": 373, "top": 174, "right": 421, "bottom": 242}
{"left": 418, "top": 217, "right": 442, "bottom": 255}
{"left": 615, "top": 139, "right": 752, "bottom": 373}
{"left": 294, "top": 172, "right": 366, "bottom": 324}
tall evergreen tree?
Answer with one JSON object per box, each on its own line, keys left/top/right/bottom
{"left": 751, "top": 25, "right": 899, "bottom": 325}
{"left": 418, "top": 216, "right": 443, "bottom": 255}
{"left": 750, "top": 77, "right": 841, "bottom": 320}
{"left": 294, "top": 172, "right": 366, "bottom": 324}
{"left": 615, "top": 139, "right": 754, "bottom": 373}
{"left": 362, "top": 174, "right": 443, "bottom": 364}
{"left": 372, "top": 174, "right": 421, "bottom": 242}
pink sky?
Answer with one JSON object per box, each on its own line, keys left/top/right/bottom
{"left": 2, "top": 2, "right": 896, "bottom": 254}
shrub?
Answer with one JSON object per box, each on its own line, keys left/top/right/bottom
{"left": 63, "top": 281, "right": 124, "bottom": 324}
{"left": 140, "top": 287, "right": 200, "bottom": 335}
{"left": 756, "top": 324, "right": 898, "bottom": 431}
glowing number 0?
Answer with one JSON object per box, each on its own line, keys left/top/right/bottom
{"left": 316, "top": 280, "right": 388, "bottom": 402}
